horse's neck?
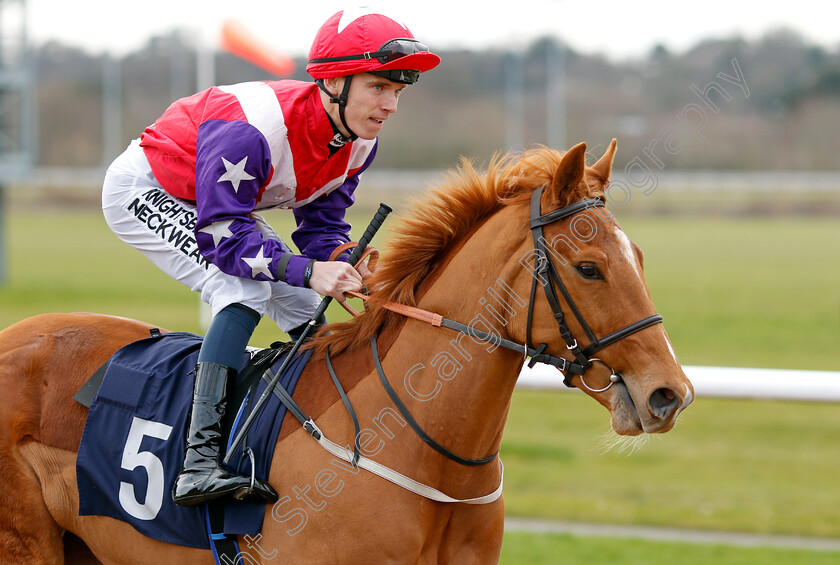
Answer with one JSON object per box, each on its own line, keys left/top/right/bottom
{"left": 382, "top": 320, "right": 522, "bottom": 460}
{"left": 378, "top": 219, "right": 527, "bottom": 467}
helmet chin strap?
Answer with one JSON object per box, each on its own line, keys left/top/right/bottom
{"left": 315, "top": 77, "right": 358, "bottom": 141}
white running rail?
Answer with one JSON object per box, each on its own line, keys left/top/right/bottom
{"left": 517, "top": 364, "right": 840, "bottom": 402}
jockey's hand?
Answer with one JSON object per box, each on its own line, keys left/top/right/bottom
{"left": 308, "top": 261, "right": 363, "bottom": 301}
{"left": 356, "top": 257, "right": 373, "bottom": 280}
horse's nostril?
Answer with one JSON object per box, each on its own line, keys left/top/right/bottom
{"left": 649, "top": 387, "right": 680, "bottom": 420}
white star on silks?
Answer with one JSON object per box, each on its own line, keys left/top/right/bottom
{"left": 242, "top": 246, "right": 274, "bottom": 280}
{"left": 217, "top": 156, "right": 256, "bottom": 193}
{"left": 198, "top": 219, "right": 234, "bottom": 248}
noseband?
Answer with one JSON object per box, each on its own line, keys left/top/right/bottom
{"left": 323, "top": 189, "right": 664, "bottom": 469}
{"left": 525, "top": 186, "right": 663, "bottom": 389}
{"left": 339, "top": 186, "right": 664, "bottom": 393}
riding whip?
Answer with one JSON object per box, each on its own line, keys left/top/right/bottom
{"left": 223, "top": 203, "right": 393, "bottom": 465}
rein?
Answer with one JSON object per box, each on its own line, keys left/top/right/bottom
{"left": 336, "top": 187, "right": 663, "bottom": 398}
{"left": 340, "top": 291, "right": 586, "bottom": 375}
{"left": 261, "top": 190, "right": 664, "bottom": 505}
{"left": 371, "top": 334, "right": 499, "bottom": 466}
{"left": 259, "top": 350, "right": 505, "bottom": 505}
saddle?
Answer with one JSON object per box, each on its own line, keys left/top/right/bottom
{"left": 74, "top": 330, "right": 310, "bottom": 549}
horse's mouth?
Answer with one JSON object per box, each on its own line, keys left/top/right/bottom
{"left": 608, "top": 378, "right": 691, "bottom": 436}
{"left": 608, "top": 380, "right": 645, "bottom": 436}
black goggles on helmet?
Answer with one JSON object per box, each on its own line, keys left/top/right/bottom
{"left": 374, "top": 38, "right": 430, "bottom": 63}
{"left": 368, "top": 68, "right": 421, "bottom": 84}
{"left": 310, "top": 38, "right": 429, "bottom": 66}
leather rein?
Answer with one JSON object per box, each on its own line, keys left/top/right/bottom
{"left": 329, "top": 186, "right": 664, "bottom": 468}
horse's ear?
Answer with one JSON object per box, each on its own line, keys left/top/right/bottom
{"left": 545, "top": 142, "right": 587, "bottom": 207}
{"left": 590, "top": 138, "right": 618, "bottom": 181}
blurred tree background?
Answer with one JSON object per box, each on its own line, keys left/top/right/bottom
{"left": 34, "top": 27, "right": 840, "bottom": 174}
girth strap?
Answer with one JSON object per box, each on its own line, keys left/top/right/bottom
{"left": 261, "top": 368, "right": 322, "bottom": 440}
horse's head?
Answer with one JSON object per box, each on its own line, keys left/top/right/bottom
{"left": 315, "top": 139, "right": 692, "bottom": 436}
{"left": 504, "top": 141, "right": 693, "bottom": 435}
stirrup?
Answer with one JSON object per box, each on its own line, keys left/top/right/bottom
{"left": 232, "top": 447, "right": 259, "bottom": 501}
{"left": 172, "top": 464, "right": 278, "bottom": 506}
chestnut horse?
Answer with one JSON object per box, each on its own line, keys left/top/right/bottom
{"left": 0, "top": 141, "right": 693, "bottom": 564}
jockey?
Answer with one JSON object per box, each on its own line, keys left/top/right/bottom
{"left": 101, "top": 8, "right": 440, "bottom": 507}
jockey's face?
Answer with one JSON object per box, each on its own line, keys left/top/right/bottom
{"left": 322, "top": 73, "right": 405, "bottom": 140}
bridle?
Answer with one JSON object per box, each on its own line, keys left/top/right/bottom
{"left": 331, "top": 187, "right": 664, "bottom": 467}
{"left": 341, "top": 186, "right": 664, "bottom": 394}
{"left": 525, "top": 185, "right": 663, "bottom": 390}
{"left": 242, "top": 186, "right": 667, "bottom": 503}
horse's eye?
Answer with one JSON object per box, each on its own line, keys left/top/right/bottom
{"left": 576, "top": 262, "right": 603, "bottom": 280}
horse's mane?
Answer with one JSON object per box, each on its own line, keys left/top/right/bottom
{"left": 310, "top": 145, "right": 603, "bottom": 356}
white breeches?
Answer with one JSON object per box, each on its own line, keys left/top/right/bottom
{"left": 101, "top": 140, "right": 320, "bottom": 331}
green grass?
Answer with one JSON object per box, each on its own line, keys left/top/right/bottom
{"left": 3, "top": 200, "right": 837, "bottom": 369}
{"left": 2, "top": 195, "right": 840, "bottom": 557}
{"left": 0, "top": 203, "right": 384, "bottom": 345}
{"left": 500, "top": 531, "right": 840, "bottom": 565}
{"left": 617, "top": 215, "right": 840, "bottom": 370}
{"left": 501, "top": 391, "right": 840, "bottom": 538}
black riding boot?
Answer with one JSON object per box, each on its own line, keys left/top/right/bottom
{"left": 172, "top": 362, "right": 278, "bottom": 506}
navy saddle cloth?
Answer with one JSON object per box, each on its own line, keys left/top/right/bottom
{"left": 76, "top": 331, "right": 310, "bottom": 549}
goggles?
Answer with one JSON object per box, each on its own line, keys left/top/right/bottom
{"left": 374, "top": 38, "right": 430, "bottom": 64}
{"left": 368, "top": 68, "right": 421, "bottom": 84}
{"left": 309, "top": 38, "right": 430, "bottom": 66}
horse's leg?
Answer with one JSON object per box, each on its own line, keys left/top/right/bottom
{"left": 0, "top": 319, "right": 72, "bottom": 563}
{"left": 0, "top": 313, "right": 166, "bottom": 564}
{"left": 435, "top": 503, "right": 505, "bottom": 565}
{"left": 13, "top": 444, "right": 108, "bottom": 565}
{"left": 0, "top": 438, "right": 66, "bottom": 563}
{"left": 20, "top": 440, "right": 210, "bottom": 565}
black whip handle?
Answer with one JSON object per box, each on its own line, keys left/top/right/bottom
{"left": 222, "top": 203, "right": 393, "bottom": 464}
{"left": 307, "top": 202, "right": 393, "bottom": 324}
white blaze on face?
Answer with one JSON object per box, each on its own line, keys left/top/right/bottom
{"left": 613, "top": 225, "right": 642, "bottom": 281}
{"left": 664, "top": 333, "right": 679, "bottom": 364}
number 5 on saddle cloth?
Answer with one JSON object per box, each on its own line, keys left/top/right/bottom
{"left": 75, "top": 330, "right": 310, "bottom": 549}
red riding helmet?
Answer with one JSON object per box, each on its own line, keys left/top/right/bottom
{"left": 307, "top": 8, "right": 441, "bottom": 85}
{"left": 307, "top": 8, "right": 440, "bottom": 139}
